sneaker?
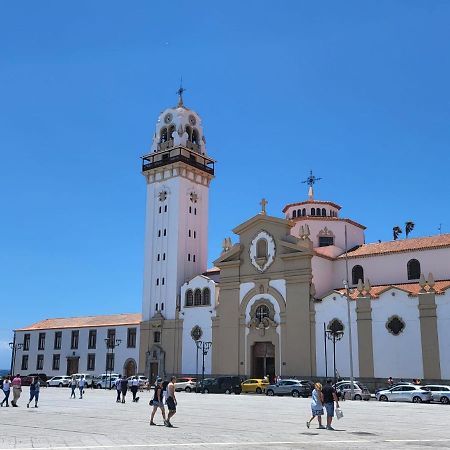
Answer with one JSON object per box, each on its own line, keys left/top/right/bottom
{"left": 319, "top": 425, "right": 326, "bottom": 429}
{"left": 167, "top": 422, "right": 174, "bottom": 428}
{"left": 326, "top": 426, "right": 335, "bottom": 431}
{"left": 35, "top": 405, "right": 38, "bottom": 408}
{"left": 306, "top": 421, "right": 310, "bottom": 429}
{"left": 150, "top": 421, "right": 156, "bottom": 426}
{"left": 27, "top": 403, "right": 29, "bottom": 408}
{"left": 164, "top": 420, "right": 168, "bottom": 427}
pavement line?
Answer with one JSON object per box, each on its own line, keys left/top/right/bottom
{"left": 386, "top": 438, "right": 450, "bottom": 442}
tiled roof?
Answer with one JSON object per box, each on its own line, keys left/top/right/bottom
{"left": 282, "top": 200, "right": 341, "bottom": 213}
{"left": 331, "top": 280, "right": 450, "bottom": 300}
{"left": 16, "top": 313, "right": 142, "bottom": 331}
{"left": 203, "top": 267, "right": 220, "bottom": 274}
{"left": 339, "top": 234, "right": 450, "bottom": 259}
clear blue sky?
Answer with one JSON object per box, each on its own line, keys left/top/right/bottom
{"left": 1, "top": 1, "right": 449, "bottom": 369}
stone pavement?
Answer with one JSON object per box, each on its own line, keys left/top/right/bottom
{"left": 1, "top": 387, "right": 450, "bottom": 449}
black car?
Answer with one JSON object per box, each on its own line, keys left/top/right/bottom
{"left": 200, "top": 376, "right": 244, "bottom": 394}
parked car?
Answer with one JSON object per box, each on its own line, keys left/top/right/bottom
{"left": 266, "top": 379, "right": 311, "bottom": 398}
{"left": 199, "top": 376, "right": 243, "bottom": 394}
{"left": 48, "top": 376, "right": 72, "bottom": 387}
{"left": 27, "top": 373, "right": 48, "bottom": 387}
{"left": 241, "top": 378, "right": 269, "bottom": 394}
{"left": 127, "top": 375, "right": 149, "bottom": 387}
{"left": 335, "top": 381, "right": 371, "bottom": 400}
{"left": 174, "top": 377, "right": 197, "bottom": 392}
{"left": 73, "top": 373, "right": 95, "bottom": 388}
{"left": 95, "top": 375, "right": 119, "bottom": 389}
{"left": 375, "top": 382, "right": 415, "bottom": 394}
{"left": 376, "top": 385, "right": 432, "bottom": 403}
{"left": 425, "top": 385, "right": 450, "bottom": 404}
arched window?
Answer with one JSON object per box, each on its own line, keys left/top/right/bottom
{"left": 256, "top": 239, "right": 268, "bottom": 258}
{"left": 185, "top": 125, "right": 192, "bottom": 141}
{"left": 185, "top": 290, "right": 193, "bottom": 307}
{"left": 322, "top": 208, "right": 326, "bottom": 216}
{"left": 160, "top": 128, "right": 168, "bottom": 143}
{"left": 192, "top": 128, "right": 199, "bottom": 145}
{"left": 161, "top": 302, "right": 164, "bottom": 311}
{"left": 255, "top": 305, "right": 270, "bottom": 322}
{"left": 194, "top": 289, "right": 202, "bottom": 306}
{"left": 302, "top": 208, "right": 306, "bottom": 216}
{"left": 292, "top": 210, "right": 297, "bottom": 218}
{"left": 352, "top": 265, "right": 364, "bottom": 285}
{"left": 168, "top": 125, "right": 175, "bottom": 140}
{"left": 311, "top": 208, "right": 316, "bottom": 216}
{"left": 407, "top": 259, "right": 421, "bottom": 280}
{"left": 157, "top": 254, "right": 160, "bottom": 261}
{"left": 202, "top": 288, "right": 211, "bottom": 306}
{"left": 297, "top": 209, "right": 301, "bottom": 217}
{"left": 155, "top": 303, "right": 159, "bottom": 311}
{"left": 316, "top": 208, "right": 321, "bottom": 216}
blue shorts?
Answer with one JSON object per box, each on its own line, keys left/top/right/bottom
{"left": 311, "top": 407, "right": 323, "bottom": 416}
{"left": 324, "top": 402, "right": 334, "bottom": 417}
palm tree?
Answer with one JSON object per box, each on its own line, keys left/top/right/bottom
{"left": 405, "top": 221, "right": 415, "bottom": 238}
{"left": 393, "top": 226, "right": 402, "bottom": 240}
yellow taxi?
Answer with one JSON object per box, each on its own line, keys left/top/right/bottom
{"left": 241, "top": 378, "right": 270, "bottom": 394}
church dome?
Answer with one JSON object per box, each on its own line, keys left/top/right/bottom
{"left": 150, "top": 92, "right": 207, "bottom": 155}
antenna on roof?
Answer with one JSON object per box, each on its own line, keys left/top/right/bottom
{"left": 301, "top": 170, "right": 322, "bottom": 200}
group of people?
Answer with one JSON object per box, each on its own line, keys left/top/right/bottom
{"left": 69, "top": 375, "right": 86, "bottom": 399}
{"left": 0, "top": 374, "right": 40, "bottom": 408}
{"left": 307, "top": 379, "right": 340, "bottom": 431}
{"left": 149, "top": 376, "right": 177, "bottom": 428}
{"left": 114, "top": 375, "right": 140, "bottom": 403}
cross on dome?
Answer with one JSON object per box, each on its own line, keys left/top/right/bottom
{"left": 176, "top": 78, "right": 186, "bottom": 107}
{"left": 301, "top": 170, "right": 322, "bottom": 200}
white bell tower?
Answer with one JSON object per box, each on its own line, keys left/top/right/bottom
{"left": 141, "top": 90, "right": 215, "bottom": 323}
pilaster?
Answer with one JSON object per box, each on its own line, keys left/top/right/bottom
{"left": 355, "top": 295, "right": 374, "bottom": 378}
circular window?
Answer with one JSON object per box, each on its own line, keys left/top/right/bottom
{"left": 328, "top": 318, "right": 344, "bottom": 334}
{"left": 191, "top": 325, "right": 203, "bottom": 341}
{"left": 164, "top": 113, "right": 173, "bottom": 124}
{"left": 189, "top": 114, "right": 197, "bottom": 125}
{"left": 386, "top": 316, "right": 405, "bottom": 336}
{"left": 255, "top": 305, "right": 270, "bottom": 322}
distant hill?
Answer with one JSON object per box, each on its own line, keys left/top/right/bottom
{"left": 0, "top": 369, "right": 9, "bottom": 377}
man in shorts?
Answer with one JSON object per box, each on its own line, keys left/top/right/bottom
{"left": 322, "top": 379, "right": 339, "bottom": 430}
{"left": 165, "top": 376, "right": 177, "bottom": 427}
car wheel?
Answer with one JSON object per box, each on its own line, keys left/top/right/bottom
{"left": 267, "top": 389, "right": 274, "bottom": 396}
{"left": 203, "top": 388, "right": 209, "bottom": 394}
{"left": 97, "top": 384, "right": 102, "bottom": 389}
{"left": 58, "top": 383, "right": 63, "bottom": 388}
{"left": 440, "top": 397, "right": 450, "bottom": 405}
{"left": 256, "top": 387, "right": 262, "bottom": 394}
{"left": 224, "top": 388, "right": 231, "bottom": 395}
{"left": 292, "top": 390, "right": 300, "bottom": 398}
{"left": 185, "top": 387, "right": 191, "bottom": 393}
{"left": 412, "top": 396, "right": 422, "bottom": 403}
{"left": 379, "top": 395, "right": 388, "bottom": 402}
{"left": 354, "top": 394, "right": 362, "bottom": 401}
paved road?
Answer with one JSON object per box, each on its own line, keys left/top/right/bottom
{"left": 1, "top": 387, "right": 450, "bottom": 449}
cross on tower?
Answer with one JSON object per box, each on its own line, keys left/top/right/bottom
{"left": 301, "top": 170, "right": 322, "bottom": 200}
{"left": 176, "top": 78, "right": 186, "bottom": 107}
{"left": 260, "top": 198, "right": 268, "bottom": 215}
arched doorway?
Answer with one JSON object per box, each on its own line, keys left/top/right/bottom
{"left": 252, "top": 342, "right": 275, "bottom": 380}
{"left": 123, "top": 359, "right": 137, "bottom": 378}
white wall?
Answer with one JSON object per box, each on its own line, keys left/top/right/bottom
{"left": 437, "top": 291, "right": 450, "bottom": 379}
{"left": 372, "top": 289, "right": 423, "bottom": 379}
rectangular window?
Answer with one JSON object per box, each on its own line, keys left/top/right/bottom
{"left": 106, "top": 353, "right": 114, "bottom": 371}
{"left": 21, "top": 354, "right": 28, "bottom": 371}
{"left": 318, "top": 236, "right": 334, "bottom": 247}
{"left": 52, "top": 354, "right": 60, "bottom": 371}
{"left": 23, "top": 334, "right": 30, "bottom": 351}
{"left": 71, "top": 330, "right": 79, "bottom": 349}
{"left": 38, "top": 332, "right": 46, "bottom": 351}
{"left": 153, "top": 331, "right": 161, "bottom": 343}
{"left": 127, "top": 328, "right": 137, "bottom": 348}
{"left": 107, "top": 329, "right": 116, "bottom": 348}
{"left": 88, "top": 330, "right": 97, "bottom": 349}
{"left": 87, "top": 353, "right": 95, "bottom": 371}
{"left": 54, "top": 331, "right": 62, "bottom": 350}
{"left": 36, "top": 354, "right": 44, "bottom": 370}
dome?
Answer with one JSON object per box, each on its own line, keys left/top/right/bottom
{"left": 151, "top": 98, "right": 207, "bottom": 155}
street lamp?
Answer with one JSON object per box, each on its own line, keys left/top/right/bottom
{"left": 190, "top": 326, "right": 203, "bottom": 393}
{"left": 326, "top": 322, "right": 344, "bottom": 386}
{"left": 9, "top": 339, "right": 23, "bottom": 375}
{"left": 195, "top": 340, "right": 212, "bottom": 392}
{"left": 104, "top": 337, "right": 121, "bottom": 389}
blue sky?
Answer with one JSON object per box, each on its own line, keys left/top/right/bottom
{"left": 1, "top": 1, "right": 449, "bottom": 369}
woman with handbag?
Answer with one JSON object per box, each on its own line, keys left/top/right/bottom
{"left": 149, "top": 378, "right": 166, "bottom": 426}
{"left": 306, "top": 382, "right": 325, "bottom": 429}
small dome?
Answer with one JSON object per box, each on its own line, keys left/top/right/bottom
{"left": 151, "top": 102, "right": 207, "bottom": 155}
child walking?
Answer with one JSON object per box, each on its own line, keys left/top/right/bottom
{"left": 307, "top": 382, "right": 325, "bottom": 429}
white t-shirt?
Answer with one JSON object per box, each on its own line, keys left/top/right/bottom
{"left": 78, "top": 379, "right": 86, "bottom": 388}
{"left": 132, "top": 379, "right": 139, "bottom": 387}
{"left": 2, "top": 380, "right": 11, "bottom": 391}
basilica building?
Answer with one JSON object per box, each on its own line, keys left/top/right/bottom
{"left": 12, "top": 94, "right": 450, "bottom": 383}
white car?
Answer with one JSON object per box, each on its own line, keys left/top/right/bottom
{"left": 425, "top": 385, "right": 450, "bottom": 404}
{"left": 73, "top": 373, "right": 95, "bottom": 387}
{"left": 175, "top": 377, "right": 197, "bottom": 392}
{"left": 95, "top": 376, "right": 119, "bottom": 389}
{"left": 48, "top": 376, "right": 72, "bottom": 387}
{"left": 335, "top": 381, "right": 371, "bottom": 400}
{"left": 127, "top": 375, "right": 148, "bottom": 387}
{"left": 376, "top": 385, "right": 432, "bottom": 403}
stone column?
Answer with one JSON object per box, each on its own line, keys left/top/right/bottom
{"left": 418, "top": 274, "right": 441, "bottom": 379}
{"left": 355, "top": 281, "right": 374, "bottom": 378}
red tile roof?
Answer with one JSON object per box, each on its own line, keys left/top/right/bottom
{"left": 283, "top": 200, "right": 342, "bottom": 213}
{"left": 339, "top": 234, "right": 450, "bottom": 259}
{"left": 16, "top": 313, "right": 142, "bottom": 331}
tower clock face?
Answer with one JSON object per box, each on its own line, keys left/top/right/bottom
{"left": 164, "top": 113, "right": 173, "bottom": 124}
{"left": 189, "top": 115, "right": 197, "bottom": 126}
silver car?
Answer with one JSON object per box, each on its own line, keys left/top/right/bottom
{"left": 425, "top": 385, "right": 450, "bottom": 404}
{"left": 266, "top": 379, "right": 310, "bottom": 398}
{"left": 376, "top": 385, "right": 432, "bottom": 403}
{"left": 335, "top": 381, "right": 371, "bottom": 401}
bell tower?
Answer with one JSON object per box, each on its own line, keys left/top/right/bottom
{"left": 139, "top": 90, "right": 215, "bottom": 378}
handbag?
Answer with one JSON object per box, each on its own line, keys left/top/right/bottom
{"left": 336, "top": 407, "right": 344, "bottom": 420}
{"left": 149, "top": 399, "right": 154, "bottom": 406}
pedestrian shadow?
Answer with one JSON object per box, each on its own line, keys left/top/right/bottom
{"left": 349, "top": 431, "right": 377, "bottom": 436}
{"left": 300, "top": 432, "right": 320, "bottom": 436}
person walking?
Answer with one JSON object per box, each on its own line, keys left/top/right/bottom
{"left": 78, "top": 375, "right": 86, "bottom": 399}
{"left": 322, "top": 379, "right": 340, "bottom": 431}
{"left": 11, "top": 374, "right": 22, "bottom": 407}
{"left": 70, "top": 376, "right": 77, "bottom": 399}
{"left": 27, "top": 377, "right": 40, "bottom": 408}
{"left": 165, "top": 376, "right": 177, "bottom": 427}
{"left": 149, "top": 378, "right": 166, "bottom": 426}
{"left": 120, "top": 375, "right": 128, "bottom": 403}
{"left": 130, "top": 376, "right": 139, "bottom": 402}
{"left": 0, "top": 376, "right": 11, "bottom": 407}
{"left": 307, "top": 383, "right": 325, "bottom": 429}
{"left": 115, "top": 376, "right": 122, "bottom": 403}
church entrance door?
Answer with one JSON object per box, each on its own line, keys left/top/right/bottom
{"left": 252, "top": 342, "right": 275, "bottom": 380}
{"left": 150, "top": 362, "right": 158, "bottom": 383}
{"left": 66, "top": 357, "right": 79, "bottom": 376}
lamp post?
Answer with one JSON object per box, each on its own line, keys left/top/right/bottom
{"left": 195, "top": 340, "right": 212, "bottom": 392}
{"left": 190, "top": 326, "right": 203, "bottom": 393}
{"left": 104, "top": 337, "right": 121, "bottom": 389}
{"left": 9, "top": 337, "right": 23, "bottom": 376}
{"left": 326, "top": 323, "right": 344, "bottom": 386}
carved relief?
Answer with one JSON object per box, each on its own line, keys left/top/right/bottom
{"left": 248, "top": 300, "right": 277, "bottom": 337}
{"left": 249, "top": 231, "right": 275, "bottom": 272}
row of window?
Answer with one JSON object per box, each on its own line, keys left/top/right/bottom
{"left": 188, "top": 229, "right": 197, "bottom": 238}
{"left": 21, "top": 328, "right": 137, "bottom": 352}
{"left": 159, "top": 125, "right": 200, "bottom": 145}
{"left": 21, "top": 353, "right": 98, "bottom": 372}
{"left": 155, "top": 302, "right": 164, "bottom": 312}
{"left": 187, "top": 254, "right": 196, "bottom": 262}
{"left": 157, "top": 253, "right": 166, "bottom": 261}
{"left": 185, "top": 288, "right": 211, "bottom": 307}
{"left": 351, "top": 259, "right": 421, "bottom": 285}
{"left": 292, "top": 208, "right": 338, "bottom": 218}
{"left": 157, "top": 229, "right": 167, "bottom": 237}
{"left": 189, "top": 206, "right": 197, "bottom": 215}
{"left": 158, "top": 205, "right": 168, "bottom": 213}
{"left": 327, "top": 316, "right": 406, "bottom": 337}
{"left": 156, "top": 278, "right": 165, "bottom": 286}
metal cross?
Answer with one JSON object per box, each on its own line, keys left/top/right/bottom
{"left": 260, "top": 198, "right": 268, "bottom": 215}
{"left": 176, "top": 78, "right": 186, "bottom": 106}
{"left": 301, "top": 170, "right": 322, "bottom": 188}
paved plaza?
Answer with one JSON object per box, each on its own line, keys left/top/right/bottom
{"left": 1, "top": 387, "right": 450, "bottom": 449}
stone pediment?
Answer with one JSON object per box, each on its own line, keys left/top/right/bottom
{"left": 232, "top": 214, "right": 292, "bottom": 236}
